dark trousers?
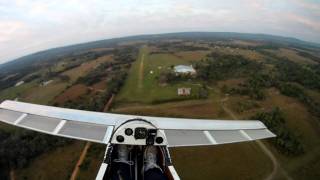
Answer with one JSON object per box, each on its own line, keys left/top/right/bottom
{"left": 112, "top": 162, "right": 132, "bottom": 180}
{"left": 145, "top": 168, "right": 167, "bottom": 180}
{"left": 112, "top": 163, "right": 167, "bottom": 180}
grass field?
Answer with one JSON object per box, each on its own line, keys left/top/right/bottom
{"left": 0, "top": 81, "right": 38, "bottom": 102}
{"left": 16, "top": 141, "right": 85, "bottom": 180}
{"left": 116, "top": 46, "right": 203, "bottom": 105}
{"left": 171, "top": 142, "right": 272, "bottom": 180}
{"left": 173, "top": 50, "right": 210, "bottom": 61}
{"left": 54, "top": 84, "right": 88, "bottom": 104}
{"left": 62, "top": 55, "right": 113, "bottom": 82}
{"left": 262, "top": 89, "right": 320, "bottom": 180}
{"left": 114, "top": 72, "right": 320, "bottom": 180}
{"left": 114, "top": 99, "right": 227, "bottom": 119}
{"left": 23, "top": 80, "right": 68, "bottom": 104}
{"left": 222, "top": 86, "right": 320, "bottom": 180}
{"left": 211, "top": 46, "right": 265, "bottom": 61}
{"left": 0, "top": 54, "right": 113, "bottom": 105}
{"left": 264, "top": 48, "right": 318, "bottom": 64}
{"left": 113, "top": 46, "right": 279, "bottom": 179}
{"left": 276, "top": 48, "right": 317, "bottom": 64}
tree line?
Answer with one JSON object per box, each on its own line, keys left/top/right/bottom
{"left": 195, "top": 52, "right": 262, "bottom": 82}
{"left": 215, "top": 50, "right": 320, "bottom": 119}
{"left": 0, "top": 130, "right": 72, "bottom": 179}
{"left": 251, "top": 108, "right": 304, "bottom": 156}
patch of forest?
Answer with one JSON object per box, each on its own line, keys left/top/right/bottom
{"left": 193, "top": 50, "right": 320, "bottom": 119}
{"left": 251, "top": 108, "right": 304, "bottom": 156}
{"left": 195, "top": 52, "right": 262, "bottom": 81}
{"left": 0, "top": 130, "right": 72, "bottom": 179}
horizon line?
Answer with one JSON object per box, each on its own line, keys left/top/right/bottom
{"left": 1, "top": 31, "right": 319, "bottom": 66}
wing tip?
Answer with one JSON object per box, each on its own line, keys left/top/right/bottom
{"left": 0, "top": 100, "right": 15, "bottom": 108}
{"left": 1, "top": 99, "right": 13, "bottom": 104}
{"left": 269, "top": 130, "right": 277, "bottom": 138}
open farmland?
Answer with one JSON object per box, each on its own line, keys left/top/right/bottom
{"left": 0, "top": 32, "right": 319, "bottom": 180}
{"left": 62, "top": 55, "right": 113, "bottom": 82}
{"left": 0, "top": 81, "right": 38, "bottom": 102}
{"left": 113, "top": 38, "right": 320, "bottom": 180}
{"left": 54, "top": 84, "right": 89, "bottom": 104}
{"left": 266, "top": 48, "right": 317, "bottom": 65}
{"left": 116, "top": 46, "right": 204, "bottom": 105}
{"left": 23, "top": 80, "right": 68, "bottom": 104}
{"left": 0, "top": 44, "right": 135, "bottom": 179}
{"left": 112, "top": 44, "right": 277, "bottom": 179}
{"left": 210, "top": 76, "right": 320, "bottom": 180}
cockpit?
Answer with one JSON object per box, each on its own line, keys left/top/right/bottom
{"left": 111, "top": 119, "right": 167, "bottom": 146}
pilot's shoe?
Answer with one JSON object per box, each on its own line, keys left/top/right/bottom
{"left": 114, "top": 145, "right": 133, "bottom": 165}
{"left": 143, "top": 146, "right": 162, "bottom": 172}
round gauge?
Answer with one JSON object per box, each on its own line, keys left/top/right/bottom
{"left": 155, "top": 137, "right": 164, "bottom": 144}
{"left": 125, "top": 128, "right": 133, "bottom": 136}
{"left": 116, "top": 135, "right": 125, "bottom": 142}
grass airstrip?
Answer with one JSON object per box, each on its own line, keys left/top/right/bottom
{"left": 116, "top": 46, "right": 208, "bottom": 105}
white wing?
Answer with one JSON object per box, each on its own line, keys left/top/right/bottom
{"left": 0, "top": 100, "right": 275, "bottom": 146}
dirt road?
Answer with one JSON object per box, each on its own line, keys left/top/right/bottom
{"left": 103, "top": 94, "right": 115, "bottom": 112}
{"left": 220, "top": 97, "right": 291, "bottom": 180}
{"left": 70, "top": 142, "right": 91, "bottom": 180}
{"left": 69, "top": 92, "right": 115, "bottom": 180}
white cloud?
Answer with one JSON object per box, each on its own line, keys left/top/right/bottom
{"left": 0, "top": 0, "right": 319, "bottom": 64}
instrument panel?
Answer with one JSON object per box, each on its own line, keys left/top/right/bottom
{"left": 110, "top": 119, "right": 167, "bottom": 146}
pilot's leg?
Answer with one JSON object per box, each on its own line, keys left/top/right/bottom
{"left": 144, "top": 146, "right": 167, "bottom": 180}
{"left": 145, "top": 168, "right": 167, "bottom": 180}
{"left": 112, "top": 145, "right": 133, "bottom": 180}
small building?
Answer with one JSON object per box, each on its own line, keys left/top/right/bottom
{"left": 177, "top": 88, "right": 191, "bottom": 96}
{"left": 174, "top": 65, "right": 196, "bottom": 75}
{"left": 15, "top": 81, "right": 24, "bottom": 87}
{"left": 41, "top": 80, "right": 53, "bottom": 87}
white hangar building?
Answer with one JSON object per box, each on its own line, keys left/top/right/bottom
{"left": 174, "top": 65, "right": 196, "bottom": 75}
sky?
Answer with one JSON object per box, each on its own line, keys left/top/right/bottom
{"left": 0, "top": 0, "right": 320, "bottom": 64}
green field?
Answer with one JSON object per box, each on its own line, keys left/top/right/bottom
{"left": 113, "top": 55, "right": 276, "bottom": 180}
{"left": 113, "top": 45, "right": 320, "bottom": 179}
{"left": 0, "top": 81, "right": 38, "bottom": 102}
{"left": 16, "top": 141, "right": 85, "bottom": 180}
{"left": 116, "top": 46, "right": 203, "bottom": 105}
